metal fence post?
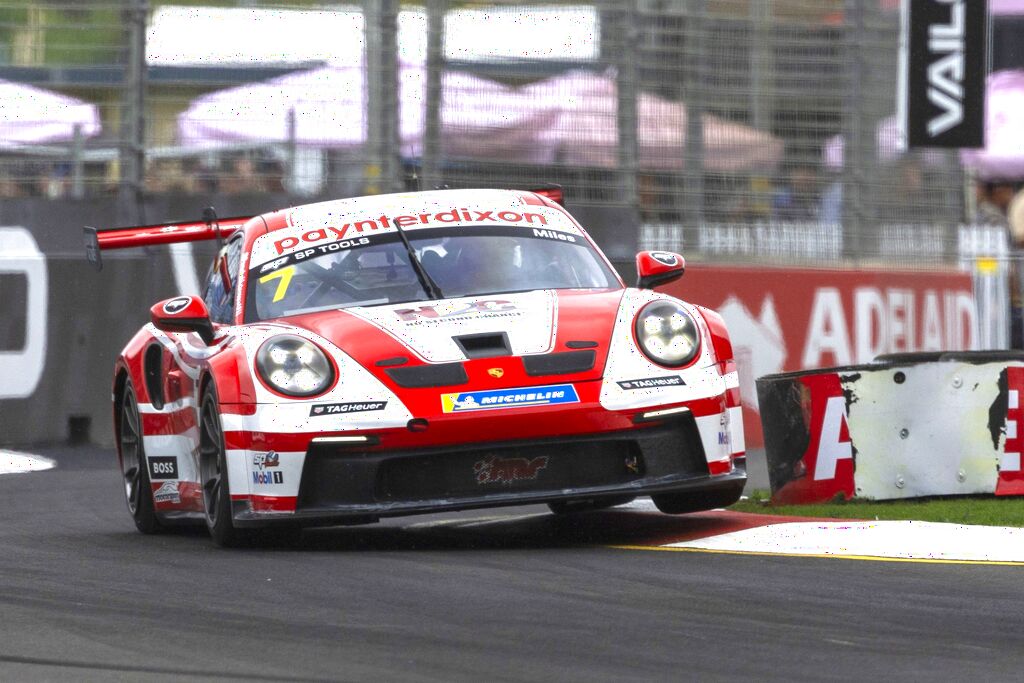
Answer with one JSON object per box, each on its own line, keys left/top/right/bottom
{"left": 616, "top": 0, "right": 640, "bottom": 212}
{"left": 71, "top": 123, "right": 84, "bottom": 200}
{"left": 119, "top": 0, "right": 148, "bottom": 222}
{"left": 422, "top": 0, "right": 446, "bottom": 192}
{"left": 364, "top": 0, "right": 402, "bottom": 195}
{"left": 682, "top": 0, "right": 706, "bottom": 242}
{"left": 842, "top": 0, "right": 867, "bottom": 261}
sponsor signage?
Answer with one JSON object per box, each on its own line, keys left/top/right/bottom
{"left": 441, "top": 383, "right": 579, "bottom": 413}
{"left": 153, "top": 480, "right": 181, "bottom": 504}
{"left": 617, "top": 376, "right": 684, "bottom": 390}
{"left": 906, "top": 0, "right": 988, "bottom": 148}
{"left": 162, "top": 296, "right": 191, "bottom": 315}
{"left": 252, "top": 451, "right": 280, "bottom": 469}
{"left": 474, "top": 455, "right": 549, "bottom": 485}
{"left": 998, "top": 367, "right": 1024, "bottom": 496}
{"left": 663, "top": 265, "right": 977, "bottom": 448}
{"left": 309, "top": 401, "right": 387, "bottom": 416}
{"left": 148, "top": 456, "right": 179, "bottom": 480}
{"left": 253, "top": 471, "right": 284, "bottom": 485}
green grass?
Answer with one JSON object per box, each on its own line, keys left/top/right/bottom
{"left": 731, "top": 490, "right": 1024, "bottom": 527}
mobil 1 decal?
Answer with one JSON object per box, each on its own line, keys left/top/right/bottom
{"left": 906, "top": 0, "right": 987, "bottom": 148}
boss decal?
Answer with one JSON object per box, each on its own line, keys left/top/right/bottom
{"left": 441, "top": 384, "right": 579, "bottom": 413}
{"left": 162, "top": 296, "right": 191, "bottom": 315}
{"left": 153, "top": 480, "right": 181, "bottom": 504}
{"left": 474, "top": 455, "right": 549, "bottom": 485}
{"left": 148, "top": 456, "right": 179, "bottom": 480}
{"left": 651, "top": 252, "right": 679, "bottom": 267}
{"left": 310, "top": 401, "right": 387, "bottom": 417}
{"left": 617, "top": 376, "right": 685, "bottom": 390}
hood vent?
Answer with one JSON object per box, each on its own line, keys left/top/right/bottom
{"left": 522, "top": 350, "right": 596, "bottom": 377}
{"left": 453, "top": 332, "right": 511, "bottom": 359}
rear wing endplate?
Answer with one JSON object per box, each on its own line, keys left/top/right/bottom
{"left": 83, "top": 208, "right": 253, "bottom": 271}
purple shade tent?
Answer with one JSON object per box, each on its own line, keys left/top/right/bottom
{"left": 177, "top": 64, "right": 555, "bottom": 157}
{"left": 0, "top": 79, "right": 101, "bottom": 147}
{"left": 177, "top": 66, "right": 782, "bottom": 173}
{"left": 520, "top": 70, "right": 783, "bottom": 172}
{"left": 961, "top": 70, "right": 1024, "bottom": 181}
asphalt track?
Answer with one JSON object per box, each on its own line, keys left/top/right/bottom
{"left": 0, "top": 446, "right": 1022, "bottom": 682}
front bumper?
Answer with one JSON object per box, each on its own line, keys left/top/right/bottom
{"left": 232, "top": 412, "right": 746, "bottom": 526}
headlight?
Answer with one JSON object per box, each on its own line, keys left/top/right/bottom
{"left": 256, "top": 334, "right": 334, "bottom": 397}
{"left": 634, "top": 301, "right": 701, "bottom": 367}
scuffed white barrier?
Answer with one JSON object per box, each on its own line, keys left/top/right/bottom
{"left": 757, "top": 352, "right": 1024, "bottom": 503}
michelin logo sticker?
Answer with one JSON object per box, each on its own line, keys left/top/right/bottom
{"left": 441, "top": 384, "right": 579, "bottom": 413}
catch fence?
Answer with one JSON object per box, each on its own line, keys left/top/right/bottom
{"left": 0, "top": 0, "right": 993, "bottom": 268}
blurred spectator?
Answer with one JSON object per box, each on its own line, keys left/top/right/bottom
{"left": 221, "top": 156, "right": 264, "bottom": 195}
{"left": 145, "top": 158, "right": 195, "bottom": 195}
{"left": 981, "top": 182, "right": 1024, "bottom": 348}
{"left": 258, "top": 157, "right": 286, "bottom": 194}
{"left": 819, "top": 173, "right": 842, "bottom": 225}
{"left": 879, "top": 157, "right": 934, "bottom": 222}
{"left": 772, "top": 162, "right": 820, "bottom": 221}
{"left": 0, "top": 171, "right": 25, "bottom": 198}
{"left": 976, "top": 179, "right": 1017, "bottom": 226}
{"left": 194, "top": 158, "right": 220, "bottom": 194}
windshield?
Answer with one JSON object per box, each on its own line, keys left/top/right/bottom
{"left": 245, "top": 225, "right": 619, "bottom": 322}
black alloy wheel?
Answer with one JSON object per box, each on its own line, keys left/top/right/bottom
{"left": 119, "top": 380, "right": 162, "bottom": 534}
{"left": 199, "top": 387, "right": 244, "bottom": 547}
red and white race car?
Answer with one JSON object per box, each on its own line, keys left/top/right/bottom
{"left": 88, "top": 188, "right": 745, "bottom": 545}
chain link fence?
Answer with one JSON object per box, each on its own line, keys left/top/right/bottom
{"left": 0, "top": 0, "right": 1008, "bottom": 268}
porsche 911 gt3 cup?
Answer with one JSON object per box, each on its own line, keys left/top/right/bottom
{"left": 87, "top": 187, "right": 745, "bottom": 545}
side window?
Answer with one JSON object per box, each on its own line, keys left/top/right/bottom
{"left": 203, "top": 238, "right": 242, "bottom": 324}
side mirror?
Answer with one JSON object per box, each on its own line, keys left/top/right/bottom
{"left": 150, "top": 296, "right": 216, "bottom": 345}
{"left": 636, "top": 251, "right": 685, "bottom": 289}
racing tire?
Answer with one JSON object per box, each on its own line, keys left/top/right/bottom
{"left": 118, "top": 380, "right": 163, "bottom": 534}
{"left": 547, "top": 495, "right": 635, "bottom": 515}
{"left": 199, "top": 387, "right": 247, "bottom": 547}
{"left": 651, "top": 485, "right": 744, "bottom": 515}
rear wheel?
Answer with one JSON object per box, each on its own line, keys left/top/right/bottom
{"left": 652, "top": 485, "right": 744, "bottom": 515}
{"left": 118, "top": 380, "right": 162, "bottom": 534}
{"left": 199, "top": 387, "right": 246, "bottom": 547}
{"left": 547, "top": 495, "right": 635, "bottom": 515}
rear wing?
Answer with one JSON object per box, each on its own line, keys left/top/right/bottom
{"left": 83, "top": 207, "right": 253, "bottom": 270}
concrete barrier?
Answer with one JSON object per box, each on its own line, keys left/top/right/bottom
{"left": 758, "top": 352, "right": 1024, "bottom": 503}
{"left": 0, "top": 195, "right": 285, "bottom": 446}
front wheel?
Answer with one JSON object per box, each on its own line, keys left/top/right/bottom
{"left": 652, "top": 485, "right": 744, "bottom": 515}
{"left": 199, "top": 387, "right": 246, "bottom": 547}
{"left": 118, "top": 380, "right": 163, "bottom": 534}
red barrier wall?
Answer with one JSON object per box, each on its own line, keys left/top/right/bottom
{"left": 660, "top": 265, "right": 977, "bottom": 447}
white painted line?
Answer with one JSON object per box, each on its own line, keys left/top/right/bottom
{"left": 0, "top": 450, "right": 56, "bottom": 475}
{"left": 666, "top": 520, "right": 1024, "bottom": 563}
{"left": 622, "top": 497, "right": 659, "bottom": 512}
